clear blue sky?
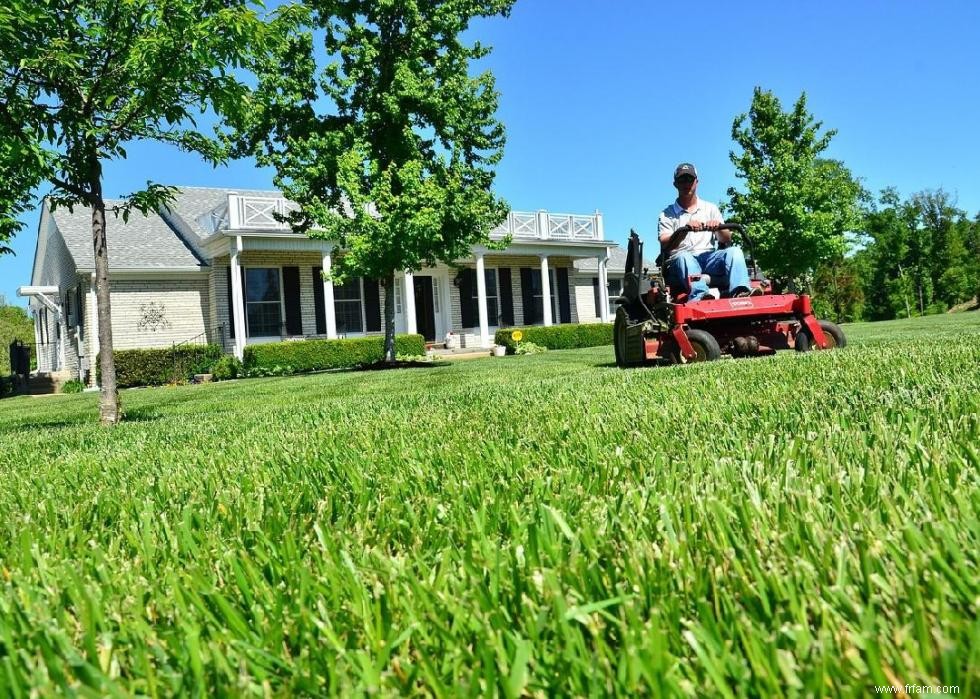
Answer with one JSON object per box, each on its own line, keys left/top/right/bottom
{"left": 3, "top": 0, "right": 978, "bottom": 308}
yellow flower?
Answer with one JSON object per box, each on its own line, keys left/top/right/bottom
{"left": 511, "top": 330, "right": 523, "bottom": 342}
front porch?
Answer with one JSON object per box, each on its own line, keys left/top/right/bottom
{"left": 203, "top": 197, "right": 615, "bottom": 357}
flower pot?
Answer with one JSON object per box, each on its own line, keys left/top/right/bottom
{"left": 492, "top": 345, "right": 507, "bottom": 357}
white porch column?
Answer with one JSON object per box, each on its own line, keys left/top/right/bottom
{"left": 475, "top": 252, "right": 490, "bottom": 348}
{"left": 88, "top": 273, "right": 99, "bottom": 384}
{"left": 540, "top": 255, "right": 553, "bottom": 327}
{"left": 598, "top": 254, "right": 610, "bottom": 322}
{"left": 229, "top": 236, "right": 247, "bottom": 360}
{"left": 403, "top": 271, "right": 417, "bottom": 335}
{"left": 321, "top": 248, "right": 338, "bottom": 339}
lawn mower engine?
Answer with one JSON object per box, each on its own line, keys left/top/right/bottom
{"left": 613, "top": 226, "right": 846, "bottom": 367}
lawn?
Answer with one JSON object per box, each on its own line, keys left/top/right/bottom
{"left": 0, "top": 313, "right": 978, "bottom": 696}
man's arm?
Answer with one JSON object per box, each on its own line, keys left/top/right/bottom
{"left": 658, "top": 212, "right": 693, "bottom": 254}
{"left": 709, "top": 204, "right": 732, "bottom": 244}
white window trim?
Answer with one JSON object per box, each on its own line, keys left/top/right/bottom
{"left": 334, "top": 277, "right": 368, "bottom": 338}
{"left": 606, "top": 277, "right": 622, "bottom": 318}
{"left": 243, "top": 265, "right": 286, "bottom": 340}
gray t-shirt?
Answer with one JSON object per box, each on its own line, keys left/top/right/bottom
{"left": 658, "top": 198, "right": 724, "bottom": 261}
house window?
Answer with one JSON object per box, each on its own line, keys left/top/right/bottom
{"left": 245, "top": 267, "right": 283, "bottom": 337}
{"left": 607, "top": 278, "right": 622, "bottom": 317}
{"left": 471, "top": 269, "right": 499, "bottom": 326}
{"left": 334, "top": 278, "right": 364, "bottom": 334}
{"left": 529, "top": 269, "right": 560, "bottom": 324}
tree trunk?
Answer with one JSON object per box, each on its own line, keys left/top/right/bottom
{"left": 383, "top": 271, "right": 396, "bottom": 362}
{"left": 91, "top": 174, "right": 121, "bottom": 424}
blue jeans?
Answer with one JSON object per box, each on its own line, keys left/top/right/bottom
{"left": 666, "top": 247, "right": 751, "bottom": 300}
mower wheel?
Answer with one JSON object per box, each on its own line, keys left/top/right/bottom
{"left": 614, "top": 307, "right": 630, "bottom": 367}
{"left": 796, "top": 319, "right": 847, "bottom": 352}
{"left": 667, "top": 328, "right": 721, "bottom": 364}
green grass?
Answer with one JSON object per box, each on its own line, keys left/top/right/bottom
{"left": 0, "top": 313, "right": 978, "bottom": 696}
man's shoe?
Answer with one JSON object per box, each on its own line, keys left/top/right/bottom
{"left": 748, "top": 286, "right": 764, "bottom": 296}
{"left": 699, "top": 288, "right": 720, "bottom": 301}
{"left": 731, "top": 287, "right": 751, "bottom": 298}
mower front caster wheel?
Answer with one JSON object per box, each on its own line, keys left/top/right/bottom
{"left": 667, "top": 328, "right": 721, "bottom": 364}
{"left": 795, "top": 319, "right": 846, "bottom": 352}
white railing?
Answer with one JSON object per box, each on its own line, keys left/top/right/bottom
{"left": 490, "top": 210, "right": 604, "bottom": 242}
{"left": 215, "top": 196, "right": 604, "bottom": 242}
{"left": 227, "top": 195, "right": 299, "bottom": 230}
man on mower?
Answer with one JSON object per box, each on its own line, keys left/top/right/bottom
{"left": 658, "top": 163, "right": 760, "bottom": 301}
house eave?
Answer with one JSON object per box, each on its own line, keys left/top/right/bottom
{"left": 74, "top": 266, "right": 210, "bottom": 280}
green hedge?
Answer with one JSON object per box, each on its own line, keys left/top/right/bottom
{"left": 495, "top": 323, "right": 612, "bottom": 353}
{"left": 243, "top": 334, "right": 426, "bottom": 373}
{"left": 98, "top": 344, "right": 223, "bottom": 388}
{"left": 0, "top": 375, "right": 14, "bottom": 399}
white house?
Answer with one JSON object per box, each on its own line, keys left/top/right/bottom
{"left": 20, "top": 186, "right": 647, "bottom": 386}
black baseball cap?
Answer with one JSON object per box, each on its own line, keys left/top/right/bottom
{"left": 673, "top": 163, "right": 698, "bottom": 180}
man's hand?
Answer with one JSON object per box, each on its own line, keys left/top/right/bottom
{"left": 687, "top": 220, "right": 704, "bottom": 231}
{"left": 704, "top": 220, "right": 722, "bottom": 229}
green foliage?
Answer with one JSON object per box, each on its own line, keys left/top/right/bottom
{"left": 495, "top": 323, "right": 613, "bottom": 353}
{"left": 211, "top": 355, "right": 243, "bottom": 381}
{"left": 0, "top": 304, "right": 34, "bottom": 374}
{"left": 60, "top": 379, "right": 84, "bottom": 394}
{"left": 238, "top": 0, "right": 514, "bottom": 359}
{"left": 0, "top": 374, "right": 13, "bottom": 398}
{"left": 857, "top": 188, "right": 979, "bottom": 320}
{"left": 513, "top": 341, "right": 546, "bottom": 355}
{"left": 0, "top": 314, "right": 977, "bottom": 694}
{"left": 98, "top": 345, "right": 222, "bottom": 388}
{"left": 0, "top": 0, "right": 269, "bottom": 422}
{"left": 728, "top": 88, "right": 865, "bottom": 287}
{"left": 243, "top": 334, "right": 426, "bottom": 372}
{"left": 811, "top": 257, "right": 865, "bottom": 323}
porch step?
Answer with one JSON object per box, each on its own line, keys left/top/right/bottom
{"left": 428, "top": 346, "right": 492, "bottom": 359}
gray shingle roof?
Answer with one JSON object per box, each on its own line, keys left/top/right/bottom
{"left": 49, "top": 199, "right": 206, "bottom": 270}
{"left": 161, "top": 186, "right": 282, "bottom": 251}
{"left": 573, "top": 245, "right": 656, "bottom": 275}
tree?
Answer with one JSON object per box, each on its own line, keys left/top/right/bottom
{"left": 0, "top": 303, "right": 34, "bottom": 374}
{"left": 239, "top": 0, "right": 513, "bottom": 362}
{"left": 727, "top": 88, "right": 865, "bottom": 288}
{"left": 0, "top": 0, "right": 264, "bottom": 424}
{"left": 812, "top": 256, "right": 865, "bottom": 324}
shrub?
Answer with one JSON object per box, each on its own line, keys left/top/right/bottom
{"left": 0, "top": 375, "right": 14, "bottom": 399}
{"left": 514, "top": 341, "right": 547, "bottom": 355}
{"left": 98, "top": 344, "right": 223, "bottom": 388}
{"left": 244, "top": 335, "right": 426, "bottom": 373}
{"left": 211, "top": 355, "right": 243, "bottom": 381}
{"left": 61, "top": 379, "right": 85, "bottom": 394}
{"left": 495, "top": 323, "right": 612, "bottom": 354}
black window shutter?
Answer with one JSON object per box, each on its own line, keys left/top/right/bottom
{"left": 498, "top": 268, "right": 514, "bottom": 325}
{"left": 226, "top": 267, "right": 235, "bottom": 339}
{"left": 520, "top": 268, "right": 536, "bottom": 325}
{"left": 557, "top": 268, "right": 571, "bottom": 324}
{"left": 77, "top": 285, "right": 85, "bottom": 339}
{"left": 593, "top": 277, "right": 601, "bottom": 317}
{"left": 312, "top": 267, "right": 326, "bottom": 335}
{"left": 283, "top": 266, "right": 302, "bottom": 335}
{"left": 364, "top": 278, "right": 382, "bottom": 332}
{"left": 459, "top": 268, "right": 476, "bottom": 328}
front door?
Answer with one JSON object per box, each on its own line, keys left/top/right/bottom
{"left": 413, "top": 275, "right": 437, "bottom": 341}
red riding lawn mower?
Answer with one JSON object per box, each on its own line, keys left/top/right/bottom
{"left": 613, "top": 224, "right": 846, "bottom": 367}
